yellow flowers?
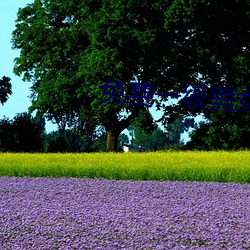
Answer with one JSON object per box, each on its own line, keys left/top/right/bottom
{"left": 0, "top": 151, "right": 249, "bottom": 183}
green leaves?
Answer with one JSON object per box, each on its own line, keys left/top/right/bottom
{"left": 0, "top": 76, "right": 12, "bottom": 105}
{"left": 0, "top": 113, "right": 44, "bottom": 152}
{"left": 11, "top": 0, "right": 249, "bottom": 150}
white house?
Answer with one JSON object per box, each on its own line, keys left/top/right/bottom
{"left": 122, "top": 144, "right": 147, "bottom": 152}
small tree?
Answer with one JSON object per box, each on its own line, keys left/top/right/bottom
{"left": 118, "top": 133, "right": 129, "bottom": 146}
{"left": 134, "top": 127, "right": 168, "bottom": 151}
{"left": 0, "top": 76, "right": 11, "bottom": 105}
{"left": 0, "top": 113, "right": 44, "bottom": 152}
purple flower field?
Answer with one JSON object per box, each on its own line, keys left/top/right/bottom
{"left": 0, "top": 177, "right": 249, "bottom": 249}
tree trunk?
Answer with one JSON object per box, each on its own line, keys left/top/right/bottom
{"left": 105, "top": 109, "right": 141, "bottom": 152}
{"left": 106, "top": 130, "right": 119, "bottom": 152}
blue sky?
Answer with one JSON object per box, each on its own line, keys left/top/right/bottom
{"left": 0, "top": 1, "right": 33, "bottom": 117}
{"left": 0, "top": 1, "right": 195, "bottom": 142}
{"left": 0, "top": 1, "right": 56, "bottom": 132}
{"left": 0, "top": 1, "right": 31, "bottom": 115}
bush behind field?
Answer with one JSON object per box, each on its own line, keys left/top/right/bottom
{"left": 0, "top": 151, "right": 249, "bottom": 183}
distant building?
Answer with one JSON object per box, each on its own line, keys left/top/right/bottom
{"left": 122, "top": 143, "right": 147, "bottom": 152}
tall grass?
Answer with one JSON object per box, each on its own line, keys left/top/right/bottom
{"left": 0, "top": 151, "right": 249, "bottom": 183}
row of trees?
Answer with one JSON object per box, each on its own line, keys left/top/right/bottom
{"left": 1, "top": 109, "right": 249, "bottom": 152}
{"left": 0, "top": 112, "right": 195, "bottom": 152}
{"left": 0, "top": 113, "right": 44, "bottom": 152}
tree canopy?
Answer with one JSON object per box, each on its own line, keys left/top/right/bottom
{"left": 0, "top": 76, "right": 12, "bottom": 105}
{"left": 12, "top": 0, "right": 249, "bottom": 151}
{"left": 0, "top": 113, "right": 44, "bottom": 152}
{"left": 130, "top": 115, "right": 195, "bottom": 150}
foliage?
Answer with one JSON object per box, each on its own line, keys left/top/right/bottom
{"left": 127, "top": 108, "right": 157, "bottom": 146}
{"left": 187, "top": 113, "right": 250, "bottom": 150}
{"left": 12, "top": 0, "right": 249, "bottom": 150}
{"left": 0, "top": 151, "right": 249, "bottom": 183}
{"left": 133, "top": 127, "right": 168, "bottom": 151}
{"left": 166, "top": 116, "right": 195, "bottom": 144}
{"left": 12, "top": 0, "right": 162, "bottom": 151}
{"left": 130, "top": 109, "right": 158, "bottom": 134}
{"left": 0, "top": 76, "right": 12, "bottom": 105}
{"left": 160, "top": 0, "right": 250, "bottom": 148}
{"left": 118, "top": 133, "right": 129, "bottom": 145}
{"left": 90, "top": 132, "right": 107, "bottom": 152}
{"left": 44, "top": 129, "right": 86, "bottom": 152}
{"left": 159, "top": 0, "right": 250, "bottom": 122}
{"left": 0, "top": 113, "right": 44, "bottom": 152}
{"left": 130, "top": 115, "right": 195, "bottom": 150}
{"left": 43, "top": 128, "right": 124, "bottom": 152}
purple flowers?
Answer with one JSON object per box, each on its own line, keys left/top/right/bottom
{"left": 0, "top": 177, "right": 249, "bottom": 249}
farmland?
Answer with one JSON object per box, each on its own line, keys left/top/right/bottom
{"left": 0, "top": 151, "right": 249, "bottom": 183}
{"left": 0, "top": 177, "right": 249, "bottom": 249}
{"left": 0, "top": 151, "right": 249, "bottom": 249}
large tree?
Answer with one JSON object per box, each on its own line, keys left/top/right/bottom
{"left": 153, "top": 0, "right": 249, "bottom": 149}
{"left": 157, "top": 0, "right": 250, "bottom": 148}
{"left": 12, "top": 0, "right": 249, "bottom": 151}
{"left": 12, "top": 0, "right": 165, "bottom": 151}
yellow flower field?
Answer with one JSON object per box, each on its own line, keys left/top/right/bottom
{"left": 0, "top": 151, "right": 249, "bottom": 183}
